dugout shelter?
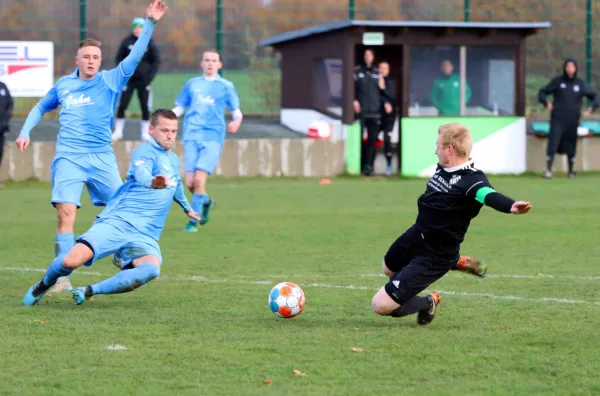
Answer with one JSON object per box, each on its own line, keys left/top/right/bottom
{"left": 260, "top": 20, "right": 551, "bottom": 176}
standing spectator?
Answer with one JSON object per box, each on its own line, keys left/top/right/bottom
{"left": 378, "top": 61, "right": 396, "bottom": 176}
{"left": 0, "top": 81, "right": 13, "bottom": 189}
{"left": 430, "top": 60, "right": 471, "bottom": 116}
{"left": 112, "top": 16, "right": 161, "bottom": 142}
{"left": 354, "top": 49, "right": 382, "bottom": 176}
{"left": 538, "top": 57, "right": 599, "bottom": 179}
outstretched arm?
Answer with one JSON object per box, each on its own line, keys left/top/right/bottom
{"left": 173, "top": 179, "right": 192, "bottom": 212}
{"left": 174, "top": 179, "right": 200, "bottom": 221}
{"left": 16, "top": 86, "right": 59, "bottom": 152}
{"left": 103, "top": 1, "right": 168, "bottom": 91}
{"left": 465, "top": 176, "right": 531, "bottom": 215}
{"left": 474, "top": 186, "right": 531, "bottom": 214}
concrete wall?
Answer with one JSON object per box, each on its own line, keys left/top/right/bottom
{"left": 526, "top": 135, "right": 600, "bottom": 173}
{"left": 4, "top": 136, "right": 600, "bottom": 181}
{"left": 0, "top": 139, "right": 346, "bottom": 181}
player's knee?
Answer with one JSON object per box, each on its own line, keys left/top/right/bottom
{"left": 371, "top": 289, "right": 396, "bottom": 316}
{"left": 371, "top": 296, "right": 392, "bottom": 316}
{"left": 193, "top": 177, "right": 205, "bottom": 191}
{"left": 382, "top": 259, "right": 394, "bottom": 277}
{"left": 186, "top": 179, "right": 194, "bottom": 191}
{"left": 138, "top": 262, "right": 160, "bottom": 282}
{"left": 62, "top": 254, "right": 81, "bottom": 270}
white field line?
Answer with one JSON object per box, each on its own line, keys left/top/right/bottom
{"left": 358, "top": 273, "right": 600, "bottom": 281}
{"left": 2, "top": 266, "right": 600, "bottom": 307}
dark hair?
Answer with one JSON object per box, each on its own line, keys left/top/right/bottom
{"left": 202, "top": 48, "right": 222, "bottom": 61}
{"left": 151, "top": 109, "right": 178, "bottom": 126}
{"left": 79, "top": 38, "right": 102, "bottom": 49}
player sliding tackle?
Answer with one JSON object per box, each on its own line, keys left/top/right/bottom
{"left": 23, "top": 110, "right": 200, "bottom": 306}
{"left": 371, "top": 123, "right": 532, "bottom": 325}
{"left": 15, "top": 0, "right": 168, "bottom": 291}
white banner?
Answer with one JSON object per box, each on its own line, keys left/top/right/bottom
{"left": 0, "top": 41, "right": 54, "bottom": 97}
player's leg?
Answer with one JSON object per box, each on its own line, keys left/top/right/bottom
{"left": 363, "top": 117, "right": 379, "bottom": 176}
{"left": 23, "top": 242, "right": 93, "bottom": 305}
{"left": 186, "top": 141, "right": 221, "bottom": 230}
{"left": 381, "top": 226, "right": 421, "bottom": 278}
{"left": 182, "top": 140, "right": 200, "bottom": 232}
{"left": 85, "top": 152, "right": 124, "bottom": 267}
{"left": 382, "top": 116, "right": 394, "bottom": 176}
{"left": 49, "top": 155, "right": 87, "bottom": 290}
{"left": 455, "top": 255, "right": 487, "bottom": 278}
{"left": 372, "top": 257, "right": 448, "bottom": 325}
{"left": 137, "top": 83, "right": 152, "bottom": 142}
{"left": 71, "top": 237, "right": 162, "bottom": 304}
{"left": 86, "top": 152, "right": 123, "bottom": 207}
{"left": 112, "top": 84, "right": 135, "bottom": 142}
{"left": 565, "top": 121, "right": 578, "bottom": 178}
{"left": 544, "top": 121, "right": 562, "bottom": 179}
{"left": 24, "top": 221, "right": 126, "bottom": 305}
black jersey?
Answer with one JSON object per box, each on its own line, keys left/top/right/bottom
{"left": 414, "top": 160, "right": 492, "bottom": 258}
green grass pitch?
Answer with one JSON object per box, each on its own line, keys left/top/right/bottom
{"left": 1, "top": 175, "right": 599, "bottom": 395}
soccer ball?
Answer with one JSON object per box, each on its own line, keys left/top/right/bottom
{"left": 268, "top": 282, "right": 305, "bottom": 318}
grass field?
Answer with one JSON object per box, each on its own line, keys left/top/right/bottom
{"left": 1, "top": 175, "right": 600, "bottom": 395}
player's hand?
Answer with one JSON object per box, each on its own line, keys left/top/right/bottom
{"left": 186, "top": 210, "right": 201, "bottom": 221}
{"left": 384, "top": 102, "right": 393, "bottom": 114}
{"left": 510, "top": 201, "right": 532, "bottom": 214}
{"left": 378, "top": 76, "right": 385, "bottom": 90}
{"left": 151, "top": 174, "right": 169, "bottom": 189}
{"left": 15, "top": 136, "right": 30, "bottom": 152}
{"left": 353, "top": 100, "right": 361, "bottom": 114}
{"left": 228, "top": 119, "right": 241, "bottom": 133}
{"left": 147, "top": 0, "right": 168, "bottom": 22}
{"left": 546, "top": 102, "right": 553, "bottom": 111}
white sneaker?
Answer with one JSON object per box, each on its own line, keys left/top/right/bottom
{"left": 49, "top": 276, "right": 72, "bottom": 293}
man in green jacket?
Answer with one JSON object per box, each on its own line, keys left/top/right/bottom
{"left": 430, "top": 60, "right": 471, "bottom": 116}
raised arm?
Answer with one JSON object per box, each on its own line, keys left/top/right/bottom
{"left": 103, "top": 1, "right": 168, "bottom": 92}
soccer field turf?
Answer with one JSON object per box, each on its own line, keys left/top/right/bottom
{"left": 1, "top": 175, "right": 599, "bottom": 395}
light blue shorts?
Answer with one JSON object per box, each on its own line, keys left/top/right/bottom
{"left": 183, "top": 140, "right": 223, "bottom": 175}
{"left": 50, "top": 152, "right": 123, "bottom": 208}
{"left": 76, "top": 219, "right": 162, "bottom": 267}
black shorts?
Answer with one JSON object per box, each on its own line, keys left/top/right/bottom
{"left": 383, "top": 226, "right": 456, "bottom": 305}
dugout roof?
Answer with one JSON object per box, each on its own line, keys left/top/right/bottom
{"left": 259, "top": 19, "right": 551, "bottom": 123}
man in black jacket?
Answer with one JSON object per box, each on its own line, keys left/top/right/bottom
{"left": 112, "top": 16, "right": 161, "bottom": 142}
{"left": 538, "top": 57, "right": 599, "bottom": 179}
{"left": 354, "top": 49, "right": 382, "bottom": 176}
{"left": 0, "top": 81, "right": 13, "bottom": 188}
{"left": 378, "top": 61, "right": 396, "bottom": 176}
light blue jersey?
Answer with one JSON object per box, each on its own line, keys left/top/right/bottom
{"left": 97, "top": 139, "right": 191, "bottom": 241}
{"left": 175, "top": 75, "right": 240, "bottom": 144}
{"left": 19, "top": 18, "right": 157, "bottom": 154}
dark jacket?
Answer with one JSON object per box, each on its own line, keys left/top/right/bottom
{"left": 354, "top": 64, "right": 382, "bottom": 118}
{"left": 380, "top": 76, "right": 397, "bottom": 116}
{"left": 538, "top": 57, "right": 599, "bottom": 123}
{"left": 115, "top": 34, "right": 161, "bottom": 84}
{"left": 0, "top": 82, "right": 13, "bottom": 134}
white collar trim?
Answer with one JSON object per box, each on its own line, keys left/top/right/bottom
{"left": 443, "top": 159, "right": 474, "bottom": 173}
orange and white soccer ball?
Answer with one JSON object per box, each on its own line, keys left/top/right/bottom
{"left": 268, "top": 282, "right": 305, "bottom": 318}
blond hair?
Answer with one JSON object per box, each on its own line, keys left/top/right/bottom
{"left": 79, "top": 38, "right": 102, "bottom": 49}
{"left": 438, "top": 123, "right": 472, "bottom": 157}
